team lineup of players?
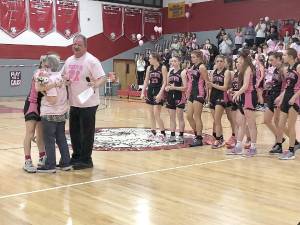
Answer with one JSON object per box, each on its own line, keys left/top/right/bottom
{"left": 140, "top": 48, "right": 300, "bottom": 160}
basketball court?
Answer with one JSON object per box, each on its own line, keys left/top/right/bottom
{"left": 0, "top": 97, "right": 299, "bottom": 225}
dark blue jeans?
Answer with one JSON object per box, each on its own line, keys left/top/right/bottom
{"left": 42, "top": 120, "right": 70, "bottom": 169}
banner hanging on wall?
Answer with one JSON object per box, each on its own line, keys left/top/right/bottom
{"left": 56, "top": 0, "right": 80, "bottom": 39}
{"left": 0, "top": 0, "right": 27, "bottom": 38}
{"left": 143, "top": 10, "right": 162, "bottom": 42}
{"left": 124, "top": 7, "right": 143, "bottom": 43}
{"left": 29, "top": 0, "right": 54, "bottom": 38}
{"left": 168, "top": 2, "right": 185, "bottom": 19}
{"left": 102, "top": 5, "right": 124, "bottom": 41}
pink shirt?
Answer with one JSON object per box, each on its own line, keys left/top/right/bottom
{"left": 62, "top": 52, "right": 106, "bottom": 107}
{"left": 40, "top": 72, "right": 68, "bottom": 116}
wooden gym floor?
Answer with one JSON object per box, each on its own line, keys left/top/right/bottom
{"left": 0, "top": 97, "right": 299, "bottom": 225}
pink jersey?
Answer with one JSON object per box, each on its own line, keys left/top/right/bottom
{"left": 62, "top": 52, "right": 106, "bottom": 107}
{"left": 40, "top": 72, "right": 68, "bottom": 116}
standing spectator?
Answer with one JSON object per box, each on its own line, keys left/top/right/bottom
{"left": 244, "top": 22, "right": 256, "bottom": 47}
{"left": 255, "top": 18, "right": 267, "bottom": 46}
{"left": 292, "top": 29, "right": 300, "bottom": 40}
{"left": 62, "top": 34, "right": 106, "bottom": 170}
{"left": 219, "top": 35, "right": 233, "bottom": 56}
{"left": 234, "top": 27, "right": 243, "bottom": 53}
{"left": 280, "top": 20, "right": 295, "bottom": 39}
{"left": 216, "top": 27, "right": 226, "bottom": 48}
{"left": 283, "top": 31, "right": 292, "bottom": 48}
{"left": 294, "top": 21, "right": 300, "bottom": 32}
{"left": 136, "top": 55, "right": 146, "bottom": 86}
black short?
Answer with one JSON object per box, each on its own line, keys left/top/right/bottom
{"left": 188, "top": 95, "right": 205, "bottom": 104}
{"left": 266, "top": 93, "right": 280, "bottom": 113}
{"left": 280, "top": 92, "right": 300, "bottom": 113}
{"left": 146, "top": 86, "right": 164, "bottom": 106}
{"left": 23, "top": 100, "right": 41, "bottom": 122}
{"left": 231, "top": 102, "right": 238, "bottom": 111}
{"left": 209, "top": 99, "right": 227, "bottom": 109}
{"left": 166, "top": 101, "right": 185, "bottom": 110}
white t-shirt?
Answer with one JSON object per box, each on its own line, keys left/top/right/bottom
{"left": 62, "top": 52, "right": 106, "bottom": 108}
{"left": 255, "top": 23, "right": 266, "bottom": 38}
{"left": 40, "top": 72, "right": 69, "bottom": 116}
{"left": 136, "top": 60, "right": 145, "bottom": 72}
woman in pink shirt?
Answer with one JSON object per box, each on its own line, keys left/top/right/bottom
{"left": 36, "top": 54, "right": 71, "bottom": 173}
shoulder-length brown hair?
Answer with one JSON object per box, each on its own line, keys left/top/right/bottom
{"left": 238, "top": 49, "right": 255, "bottom": 88}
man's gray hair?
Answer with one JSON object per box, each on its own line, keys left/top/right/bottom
{"left": 73, "top": 34, "right": 87, "bottom": 47}
{"left": 46, "top": 54, "right": 60, "bottom": 72}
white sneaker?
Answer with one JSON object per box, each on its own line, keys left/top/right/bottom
{"left": 177, "top": 136, "right": 184, "bottom": 144}
{"left": 155, "top": 134, "right": 167, "bottom": 143}
{"left": 23, "top": 160, "right": 37, "bottom": 173}
{"left": 168, "top": 136, "right": 176, "bottom": 142}
{"left": 37, "top": 155, "right": 46, "bottom": 168}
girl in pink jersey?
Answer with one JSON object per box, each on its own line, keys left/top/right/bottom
{"left": 255, "top": 55, "right": 266, "bottom": 110}
{"left": 186, "top": 50, "right": 209, "bottom": 147}
{"left": 22, "top": 56, "right": 47, "bottom": 173}
{"left": 228, "top": 50, "right": 258, "bottom": 156}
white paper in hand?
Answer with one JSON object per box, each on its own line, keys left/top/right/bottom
{"left": 78, "top": 87, "right": 94, "bottom": 104}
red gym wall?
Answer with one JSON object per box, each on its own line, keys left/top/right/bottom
{"left": 0, "top": 0, "right": 299, "bottom": 61}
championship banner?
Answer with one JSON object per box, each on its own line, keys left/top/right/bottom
{"left": 0, "top": 0, "right": 27, "bottom": 38}
{"left": 168, "top": 2, "right": 185, "bottom": 19}
{"left": 56, "top": 0, "right": 80, "bottom": 39}
{"left": 29, "top": 0, "right": 54, "bottom": 38}
{"left": 143, "top": 10, "right": 162, "bottom": 42}
{"left": 124, "top": 7, "right": 143, "bottom": 43}
{"left": 102, "top": 5, "right": 123, "bottom": 41}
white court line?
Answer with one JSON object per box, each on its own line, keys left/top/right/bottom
{"left": 0, "top": 157, "right": 245, "bottom": 200}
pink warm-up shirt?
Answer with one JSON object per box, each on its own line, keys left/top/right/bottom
{"left": 62, "top": 52, "right": 106, "bottom": 107}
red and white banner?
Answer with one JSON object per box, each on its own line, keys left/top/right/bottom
{"left": 143, "top": 10, "right": 162, "bottom": 42}
{"left": 29, "top": 0, "right": 54, "bottom": 38}
{"left": 124, "top": 7, "right": 143, "bottom": 43}
{"left": 56, "top": 0, "right": 80, "bottom": 39}
{"left": 102, "top": 5, "right": 123, "bottom": 41}
{"left": 0, "top": 0, "right": 27, "bottom": 38}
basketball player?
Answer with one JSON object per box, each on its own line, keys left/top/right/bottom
{"left": 165, "top": 56, "right": 187, "bottom": 143}
{"left": 207, "top": 55, "right": 231, "bottom": 148}
{"left": 186, "top": 50, "right": 209, "bottom": 147}
{"left": 274, "top": 48, "right": 300, "bottom": 160}
{"left": 228, "top": 50, "right": 258, "bottom": 156}
{"left": 141, "top": 52, "right": 168, "bottom": 142}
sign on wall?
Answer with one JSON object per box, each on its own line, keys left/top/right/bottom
{"left": 56, "top": 0, "right": 80, "bottom": 39}
{"left": 29, "top": 0, "right": 54, "bottom": 38}
{"left": 0, "top": 0, "right": 27, "bottom": 38}
{"left": 10, "top": 71, "right": 22, "bottom": 87}
{"left": 168, "top": 2, "right": 185, "bottom": 19}
{"left": 124, "top": 7, "right": 143, "bottom": 42}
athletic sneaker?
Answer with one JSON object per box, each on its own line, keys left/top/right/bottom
{"left": 244, "top": 140, "right": 251, "bottom": 149}
{"left": 225, "top": 136, "right": 236, "bottom": 148}
{"left": 168, "top": 136, "right": 176, "bottom": 143}
{"left": 294, "top": 142, "right": 300, "bottom": 152}
{"left": 56, "top": 165, "right": 72, "bottom": 171}
{"left": 155, "top": 134, "right": 167, "bottom": 143}
{"left": 212, "top": 139, "right": 225, "bottom": 149}
{"left": 245, "top": 147, "right": 257, "bottom": 157}
{"left": 278, "top": 151, "right": 295, "bottom": 160}
{"left": 269, "top": 144, "right": 283, "bottom": 154}
{"left": 23, "top": 160, "right": 37, "bottom": 173}
{"left": 37, "top": 166, "right": 56, "bottom": 173}
{"left": 226, "top": 145, "right": 243, "bottom": 155}
{"left": 147, "top": 133, "right": 156, "bottom": 141}
{"left": 37, "top": 155, "right": 46, "bottom": 168}
{"left": 177, "top": 136, "right": 184, "bottom": 144}
{"left": 189, "top": 138, "right": 203, "bottom": 147}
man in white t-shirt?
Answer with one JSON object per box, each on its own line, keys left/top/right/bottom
{"left": 255, "top": 18, "right": 266, "bottom": 46}
{"left": 62, "top": 34, "right": 106, "bottom": 170}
